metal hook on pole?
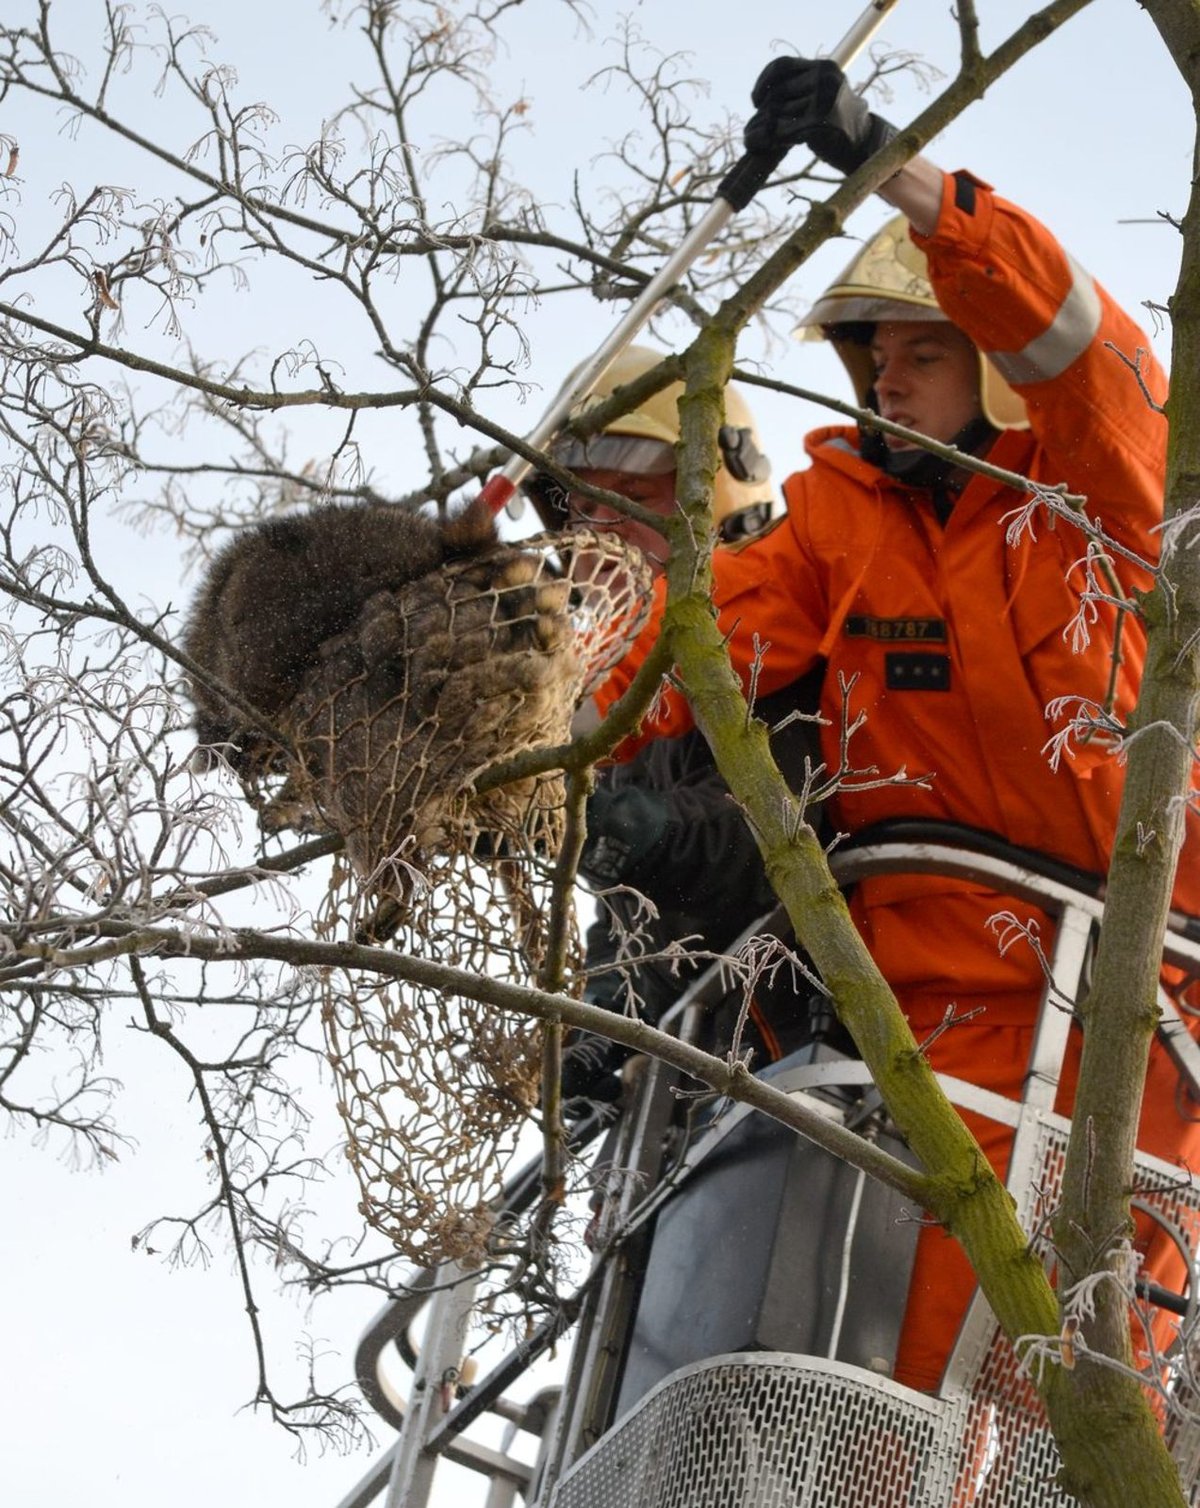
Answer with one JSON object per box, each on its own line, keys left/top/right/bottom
{"left": 478, "top": 0, "right": 903, "bottom": 517}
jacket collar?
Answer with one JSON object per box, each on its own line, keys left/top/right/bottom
{"left": 805, "top": 423, "right": 1036, "bottom": 503}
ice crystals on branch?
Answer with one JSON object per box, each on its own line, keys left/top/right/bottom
{"left": 1002, "top": 481, "right": 1154, "bottom": 576}
{"left": 1001, "top": 482, "right": 1077, "bottom": 548}
{"left": 986, "top": 911, "right": 1077, "bottom": 1013}
{"left": 1043, "top": 696, "right": 1127, "bottom": 771}
{"left": 1063, "top": 542, "right": 1133, "bottom": 656}
{"left": 1018, "top": 1239, "right": 1147, "bottom": 1384}
{"left": 783, "top": 672, "right": 932, "bottom": 837}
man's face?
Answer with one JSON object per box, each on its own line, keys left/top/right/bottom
{"left": 566, "top": 468, "right": 677, "bottom": 578}
{"left": 869, "top": 321, "right": 981, "bottom": 449}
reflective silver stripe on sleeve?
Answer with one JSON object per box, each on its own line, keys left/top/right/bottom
{"left": 984, "top": 254, "right": 1102, "bottom": 386}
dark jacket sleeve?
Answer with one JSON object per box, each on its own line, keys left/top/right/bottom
{"left": 580, "top": 681, "right": 824, "bottom": 955}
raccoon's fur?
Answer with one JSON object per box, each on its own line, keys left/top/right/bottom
{"left": 181, "top": 499, "right": 499, "bottom": 774}
{"left": 181, "top": 499, "right": 579, "bottom": 936}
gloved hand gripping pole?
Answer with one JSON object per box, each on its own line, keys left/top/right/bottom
{"left": 477, "top": 0, "right": 903, "bottom": 517}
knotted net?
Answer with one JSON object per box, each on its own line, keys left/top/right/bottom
{"left": 261, "top": 529, "right": 652, "bottom": 1265}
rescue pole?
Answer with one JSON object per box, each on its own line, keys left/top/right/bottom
{"left": 477, "top": 0, "right": 903, "bottom": 517}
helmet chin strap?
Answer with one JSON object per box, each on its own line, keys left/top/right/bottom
{"left": 860, "top": 411, "right": 998, "bottom": 504}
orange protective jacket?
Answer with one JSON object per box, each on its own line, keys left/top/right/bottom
{"left": 594, "top": 170, "right": 1200, "bottom": 1388}
{"left": 598, "top": 168, "right": 1200, "bottom": 1007}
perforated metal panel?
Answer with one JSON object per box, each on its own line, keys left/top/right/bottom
{"left": 550, "top": 1354, "right": 949, "bottom": 1508}
{"left": 549, "top": 1107, "right": 1200, "bottom": 1508}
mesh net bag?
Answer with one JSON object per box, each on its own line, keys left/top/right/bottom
{"left": 268, "top": 529, "right": 652, "bottom": 1265}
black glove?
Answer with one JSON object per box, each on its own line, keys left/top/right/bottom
{"left": 578, "top": 784, "right": 670, "bottom": 888}
{"left": 744, "top": 57, "right": 896, "bottom": 176}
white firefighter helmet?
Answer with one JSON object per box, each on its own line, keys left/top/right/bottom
{"left": 529, "top": 345, "right": 775, "bottom": 539}
{"left": 795, "top": 215, "right": 1029, "bottom": 431}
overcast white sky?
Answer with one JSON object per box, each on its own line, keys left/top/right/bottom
{"left": 1, "top": 2, "right": 1195, "bottom": 1506}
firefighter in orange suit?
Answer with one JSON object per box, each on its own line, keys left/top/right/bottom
{"left": 581, "top": 58, "right": 1200, "bottom": 1392}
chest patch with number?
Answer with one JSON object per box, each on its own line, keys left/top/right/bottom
{"left": 845, "top": 615, "right": 948, "bottom": 643}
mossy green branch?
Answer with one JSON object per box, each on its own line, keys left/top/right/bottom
{"left": 663, "top": 324, "right": 1060, "bottom": 1352}
{"left": 1044, "top": 8, "right": 1200, "bottom": 1502}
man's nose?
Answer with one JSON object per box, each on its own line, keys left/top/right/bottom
{"left": 874, "top": 358, "right": 905, "bottom": 397}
